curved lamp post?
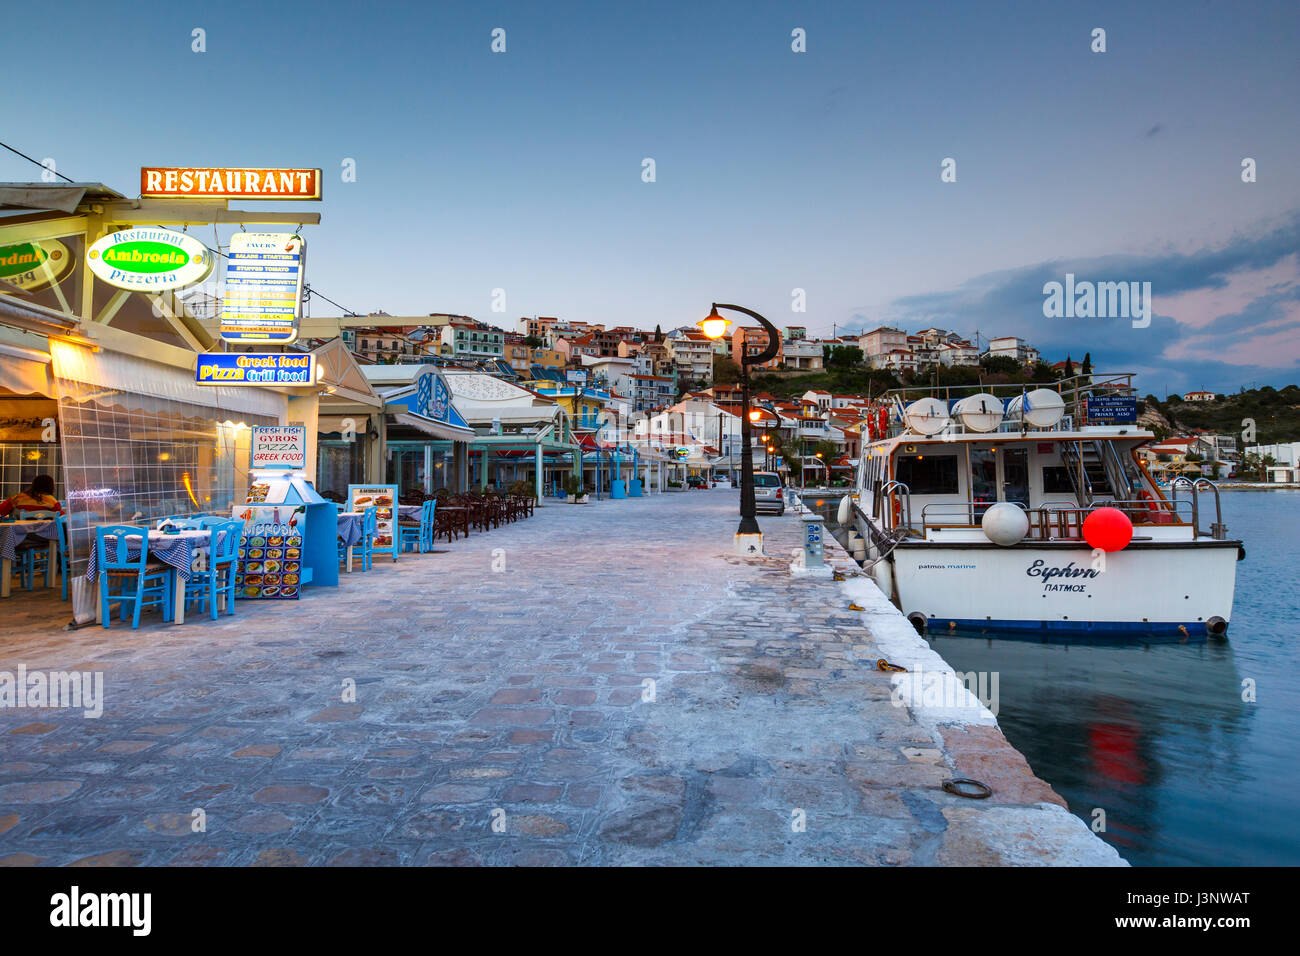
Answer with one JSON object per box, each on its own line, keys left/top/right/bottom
{"left": 698, "top": 303, "right": 780, "bottom": 548}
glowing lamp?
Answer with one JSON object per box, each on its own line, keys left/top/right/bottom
{"left": 698, "top": 308, "right": 731, "bottom": 340}
{"left": 748, "top": 409, "right": 761, "bottom": 422}
{"left": 1083, "top": 507, "right": 1133, "bottom": 552}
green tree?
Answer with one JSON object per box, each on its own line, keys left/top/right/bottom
{"left": 522, "top": 334, "right": 544, "bottom": 349}
{"left": 1081, "top": 352, "right": 1092, "bottom": 375}
{"left": 713, "top": 355, "right": 742, "bottom": 386}
{"left": 1063, "top": 355, "right": 1074, "bottom": 378}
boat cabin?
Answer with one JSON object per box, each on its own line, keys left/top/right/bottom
{"left": 856, "top": 376, "right": 1222, "bottom": 544}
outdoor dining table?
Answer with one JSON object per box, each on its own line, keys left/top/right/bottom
{"left": 437, "top": 505, "right": 471, "bottom": 539}
{"left": 85, "top": 528, "right": 217, "bottom": 625}
{"left": 338, "top": 511, "right": 364, "bottom": 572}
{"left": 0, "top": 518, "right": 59, "bottom": 598}
{"left": 397, "top": 504, "right": 422, "bottom": 520}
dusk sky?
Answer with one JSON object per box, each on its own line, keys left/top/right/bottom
{"left": 3, "top": 0, "right": 1297, "bottom": 393}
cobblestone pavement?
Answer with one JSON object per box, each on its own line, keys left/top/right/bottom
{"left": 0, "top": 490, "right": 1121, "bottom": 866}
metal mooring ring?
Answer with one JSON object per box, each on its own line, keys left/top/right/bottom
{"left": 942, "top": 778, "right": 992, "bottom": 799}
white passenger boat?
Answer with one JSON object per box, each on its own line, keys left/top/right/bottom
{"left": 842, "top": 374, "right": 1244, "bottom": 637}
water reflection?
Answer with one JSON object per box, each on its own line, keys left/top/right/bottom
{"left": 929, "top": 633, "right": 1249, "bottom": 864}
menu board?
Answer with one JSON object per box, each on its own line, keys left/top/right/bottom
{"left": 231, "top": 510, "right": 304, "bottom": 600}
{"left": 220, "top": 232, "right": 305, "bottom": 345}
{"left": 347, "top": 484, "right": 398, "bottom": 561}
{"left": 251, "top": 425, "right": 308, "bottom": 471}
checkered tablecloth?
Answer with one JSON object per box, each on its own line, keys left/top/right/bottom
{"left": 85, "top": 529, "right": 215, "bottom": 583}
{"left": 338, "top": 513, "right": 363, "bottom": 547}
{"left": 0, "top": 520, "right": 57, "bottom": 562}
{"left": 398, "top": 505, "right": 423, "bottom": 520}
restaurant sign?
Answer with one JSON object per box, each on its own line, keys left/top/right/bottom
{"left": 220, "top": 232, "right": 306, "bottom": 344}
{"left": 85, "top": 228, "right": 213, "bottom": 291}
{"left": 140, "top": 167, "right": 322, "bottom": 200}
{"left": 0, "top": 238, "right": 72, "bottom": 292}
{"left": 250, "top": 425, "right": 308, "bottom": 471}
{"left": 195, "top": 352, "right": 315, "bottom": 386}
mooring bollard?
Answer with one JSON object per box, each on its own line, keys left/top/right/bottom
{"left": 802, "top": 513, "right": 825, "bottom": 569}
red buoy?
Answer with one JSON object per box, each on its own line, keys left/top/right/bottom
{"left": 1083, "top": 507, "right": 1133, "bottom": 552}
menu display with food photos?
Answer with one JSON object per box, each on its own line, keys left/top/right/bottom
{"left": 347, "top": 484, "right": 398, "bottom": 561}
{"left": 233, "top": 516, "right": 304, "bottom": 600}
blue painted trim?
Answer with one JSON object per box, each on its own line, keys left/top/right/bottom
{"left": 935, "top": 617, "right": 1223, "bottom": 637}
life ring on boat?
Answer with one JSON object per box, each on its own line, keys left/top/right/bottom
{"left": 1138, "top": 489, "right": 1161, "bottom": 515}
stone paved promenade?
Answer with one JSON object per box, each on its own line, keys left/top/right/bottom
{"left": 0, "top": 490, "right": 1121, "bottom": 866}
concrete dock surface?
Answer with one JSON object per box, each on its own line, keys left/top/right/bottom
{"left": 0, "top": 490, "right": 1123, "bottom": 866}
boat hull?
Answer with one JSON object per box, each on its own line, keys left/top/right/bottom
{"left": 888, "top": 539, "right": 1240, "bottom": 636}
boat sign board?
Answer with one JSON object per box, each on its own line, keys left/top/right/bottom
{"left": 1084, "top": 396, "right": 1138, "bottom": 424}
{"left": 195, "top": 352, "right": 315, "bottom": 386}
{"left": 220, "top": 232, "right": 305, "bottom": 344}
{"left": 85, "top": 228, "right": 214, "bottom": 291}
{"left": 140, "top": 167, "right": 322, "bottom": 200}
{"left": 250, "top": 425, "right": 308, "bottom": 471}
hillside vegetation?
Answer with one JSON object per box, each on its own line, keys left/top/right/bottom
{"left": 1145, "top": 385, "right": 1300, "bottom": 445}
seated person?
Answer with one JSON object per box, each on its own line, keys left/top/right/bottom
{"left": 0, "top": 474, "right": 63, "bottom": 518}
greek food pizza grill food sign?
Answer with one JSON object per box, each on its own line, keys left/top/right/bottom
{"left": 221, "top": 232, "right": 306, "bottom": 345}
{"left": 85, "top": 228, "right": 214, "bottom": 291}
{"left": 250, "top": 425, "right": 308, "bottom": 471}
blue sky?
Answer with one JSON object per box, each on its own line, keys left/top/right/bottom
{"left": 3, "top": 0, "right": 1297, "bottom": 393}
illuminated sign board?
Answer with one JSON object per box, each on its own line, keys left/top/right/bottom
{"left": 220, "top": 232, "right": 305, "bottom": 345}
{"left": 85, "top": 228, "right": 214, "bottom": 291}
{"left": 195, "top": 352, "right": 315, "bottom": 386}
{"left": 250, "top": 425, "right": 308, "bottom": 470}
{"left": 140, "top": 167, "right": 322, "bottom": 200}
{"left": 0, "top": 239, "right": 72, "bottom": 292}
{"left": 1084, "top": 396, "right": 1138, "bottom": 424}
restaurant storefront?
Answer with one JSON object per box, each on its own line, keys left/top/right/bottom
{"left": 0, "top": 180, "right": 322, "bottom": 622}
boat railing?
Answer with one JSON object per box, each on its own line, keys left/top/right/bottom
{"left": 917, "top": 497, "right": 1195, "bottom": 540}
{"left": 1170, "top": 476, "right": 1228, "bottom": 539}
{"left": 879, "top": 480, "right": 915, "bottom": 534}
{"left": 877, "top": 371, "right": 1137, "bottom": 438}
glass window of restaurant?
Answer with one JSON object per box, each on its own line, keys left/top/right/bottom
{"left": 47, "top": 341, "right": 284, "bottom": 576}
{"left": 385, "top": 441, "right": 454, "bottom": 495}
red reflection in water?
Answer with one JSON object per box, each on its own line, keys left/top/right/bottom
{"left": 1089, "top": 721, "right": 1144, "bottom": 785}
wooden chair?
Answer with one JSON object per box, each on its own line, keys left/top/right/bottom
{"left": 96, "top": 526, "right": 173, "bottom": 629}
{"left": 398, "top": 499, "right": 435, "bottom": 554}
{"left": 184, "top": 520, "right": 242, "bottom": 620}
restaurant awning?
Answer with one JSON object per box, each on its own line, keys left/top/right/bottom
{"left": 0, "top": 182, "right": 125, "bottom": 214}
{"left": 0, "top": 341, "right": 54, "bottom": 397}
{"left": 391, "top": 411, "right": 475, "bottom": 441}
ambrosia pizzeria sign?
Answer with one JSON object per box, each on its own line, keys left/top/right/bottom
{"left": 140, "top": 167, "right": 322, "bottom": 200}
{"left": 85, "top": 227, "right": 214, "bottom": 291}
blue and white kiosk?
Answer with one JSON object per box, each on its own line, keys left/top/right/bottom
{"left": 234, "top": 425, "right": 339, "bottom": 595}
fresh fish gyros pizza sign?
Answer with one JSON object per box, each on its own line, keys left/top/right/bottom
{"left": 85, "top": 228, "right": 214, "bottom": 291}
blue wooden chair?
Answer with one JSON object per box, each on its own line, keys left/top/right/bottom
{"left": 358, "top": 506, "right": 377, "bottom": 571}
{"left": 398, "top": 499, "right": 436, "bottom": 554}
{"left": 184, "top": 520, "right": 242, "bottom": 620}
{"left": 17, "top": 514, "right": 66, "bottom": 596}
{"left": 95, "top": 525, "right": 173, "bottom": 629}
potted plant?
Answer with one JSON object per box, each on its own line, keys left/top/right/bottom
{"left": 563, "top": 475, "right": 589, "bottom": 503}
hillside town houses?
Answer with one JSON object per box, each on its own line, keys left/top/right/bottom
{"left": 307, "top": 311, "right": 1079, "bottom": 489}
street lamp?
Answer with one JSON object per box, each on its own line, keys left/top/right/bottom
{"left": 698, "top": 302, "right": 780, "bottom": 554}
